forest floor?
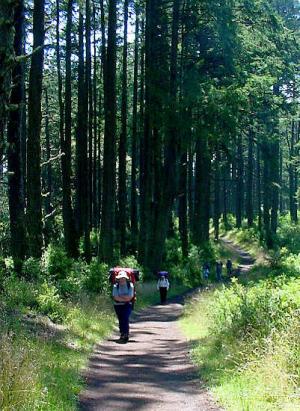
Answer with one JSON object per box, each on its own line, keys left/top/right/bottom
{"left": 79, "top": 240, "right": 255, "bottom": 411}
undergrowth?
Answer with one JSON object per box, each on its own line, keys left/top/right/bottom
{"left": 181, "top": 218, "right": 300, "bottom": 410}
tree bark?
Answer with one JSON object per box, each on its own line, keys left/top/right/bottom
{"left": 26, "top": 0, "right": 45, "bottom": 257}
{"left": 131, "top": 7, "right": 139, "bottom": 253}
{"left": 100, "top": 0, "right": 117, "bottom": 262}
{"left": 62, "top": 0, "right": 78, "bottom": 258}
{"left": 236, "top": 134, "right": 244, "bottom": 228}
{"left": 118, "top": 0, "right": 129, "bottom": 256}
{"left": 246, "top": 128, "right": 254, "bottom": 227}
{"left": 193, "top": 133, "right": 210, "bottom": 245}
{"left": 7, "top": 0, "right": 26, "bottom": 272}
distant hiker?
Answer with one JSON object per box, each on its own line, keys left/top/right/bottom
{"left": 157, "top": 272, "right": 170, "bottom": 304}
{"left": 112, "top": 271, "right": 134, "bottom": 343}
{"left": 216, "top": 261, "right": 223, "bottom": 282}
{"left": 203, "top": 262, "right": 210, "bottom": 280}
{"left": 226, "top": 259, "right": 232, "bottom": 277}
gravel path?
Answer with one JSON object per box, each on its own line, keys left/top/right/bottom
{"left": 79, "top": 296, "right": 221, "bottom": 411}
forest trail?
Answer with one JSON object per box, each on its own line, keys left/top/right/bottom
{"left": 220, "top": 237, "right": 255, "bottom": 274}
{"left": 79, "top": 240, "right": 255, "bottom": 411}
{"left": 79, "top": 300, "right": 220, "bottom": 411}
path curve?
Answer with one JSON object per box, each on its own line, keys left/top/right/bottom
{"left": 220, "top": 237, "right": 255, "bottom": 274}
{"left": 79, "top": 296, "right": 221, "bottom": 411}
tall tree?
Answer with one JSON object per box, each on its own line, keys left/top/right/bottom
{"left": 130, "top": 5, "right": 139, "bottom": 253}
{"left": 118, "top": 0, "right": 129, "bottom": 256}
{"left": 61, "top": 0, "right": 78, "bottom": 258}
{"left": 7, "top": 0, "right": 26, "bottom": 272}
{"left": 0, "top": 0, "right": 16, "bottom": 165}
{"left": 100, "top": 0, "right": 117, "bottom": 262}
{"left": 26, "top": 0, "right": 45, "bottom": 257}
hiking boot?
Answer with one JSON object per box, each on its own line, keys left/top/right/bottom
{"left": 121, "top": 334, "right": 129, "bottom": 343}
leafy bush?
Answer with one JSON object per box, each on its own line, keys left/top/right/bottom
{"left": 118, "top": 254, "right": 141, "bottom": 270}
{"left": 57, "top": 259, "right": 87, "bottom": 297}
{"left": 277, "top": 215, "right": 300, "bottom": 254}
{"left": 22, "top": 257, "right": 41, "bottom": 281}
{"left": 37, "top": 282, "right": 66, "bottom": 322}
{"left": 84, "top": 259, "right": 109, "bottom": 294}
{"left": 3, "top": 276, "right": 38, "bottom": 310}
{"left": 42, "top": 244, "right": 73, "bottom": 280}
{"left": 211, "top": 277, "right": 300, "bottom": 339}
{"left": 182, "top": 242, "right": 218, "bottom": 286}
{"left": 164, "top": 236, "right": 182, "bottom": 267}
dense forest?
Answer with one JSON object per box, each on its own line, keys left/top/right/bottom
{"left": 1, "top": 0, "right": 299, "bottom": 274}
{"left": 1, "top": 1, "right": 300, "bottom": 410}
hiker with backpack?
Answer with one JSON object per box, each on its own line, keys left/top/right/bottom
{"left": 216, "top": 261, "right": 223, "bottom": 282}
{"left": 157, "top": 272, "right": 170, "bottom": 304}
{"left": 226, "top": 259, "right": 233, "bottom": 277}
{"left": 112, "top": 271, "right": 134, "bottom": 343}
{"left": 203, "top": 262, "right": 210, "bottom": 280}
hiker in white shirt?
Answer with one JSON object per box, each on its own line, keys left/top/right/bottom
{"left": 157, "top": 275, "right": 170, "bottom": 304}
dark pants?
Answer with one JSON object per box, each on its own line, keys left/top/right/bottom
{"left": 114, "top": 303, "right": 132, "bottom": 336}
{"left": 159, "top": 287, "right": 168, "bottom": 304}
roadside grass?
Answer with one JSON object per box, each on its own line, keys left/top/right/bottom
{"left": 180, "top": 243, "right": 300, "bottom": 411}
{"left": 0, "top": 294, "right": 115, "bottom": 410}
{"left": 180, "top": 286, "right": 300, "bottom": 411}
{"left": 0, "top": 280, "right": 189, "bottom": 410}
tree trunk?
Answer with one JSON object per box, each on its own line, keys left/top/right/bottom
{"left": 178, "top": 150, "right": 188, "bottom": 258}
{"left": 75, "top": 11, "right": 85, "bottom": 238}
{"left": 256, "top": 143, "right": 262, "bottom": 233}
{"left": 246, "top": 128, "right": 254, "bottom": 227}
{"left": 236, "top": 134, "right": 244, "bottom": 228}
{"left": 100, "top": 0, "right": 117, "bottom": 262}
{"left": 131, "top": 7, "right": 139, "bottom": 253}
{"left": 26, "top": 0, "right": 45, "bottom": 257}
{"left": 118, "top": 0, "right": 129, "bottom": 256}
{"left": 7, "top": 0, "right": 26, "bottom": 272}
{"left": 62, "top": 0, "right": 78, "bottom": 258}
{"left": 213, "top": 148, "right": 220, "bottom": 240}
{"left": 193, "top": 133, "right": 210, "bottom": 245}
{"left": 0, "top": 0, "right": 16, "bottom": 165}
{"left": 85, "top": 0, "right": 92, "bottom": 261}
{"left": 289, "top": 120, "right": 298, "bottom": 222}
{"left": 43, "top": 88, "right": 53, "bottom": 245}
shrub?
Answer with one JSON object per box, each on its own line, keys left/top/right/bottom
{"left": 3, "top": 276, "right": 38, "bottom": 310}
{"left": 277, "top": 215, "right": 300, "bottom": 254}
{"left": 22, "top": 257, "right": 41, "bottom": 281}
{"left": 42, "top": 244, "right": 73, "bottom": 280}
{"left": 36, "top": 282, "right": 66, "bottom": 322}
{"left": 57, "top": 259, "right": 87, "bottom": 297}
{"left": 84, "top": 259, "right": 110, "bottom": 294}
{"left": 164, "top": 236, "right": 182, "bottom": 267}
{"left": 211, "top": 277, "right": 300, "bottom": 339}
{"left": 182, "top": 242, "right": 218, "bottom": 287}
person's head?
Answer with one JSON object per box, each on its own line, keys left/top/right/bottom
{"left": 116, "top": 270, "right": 129, "bottom": 285}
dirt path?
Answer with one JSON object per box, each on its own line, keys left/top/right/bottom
{"left": 79, "top": 241, "right": 255, "bottom": 411}
{"left": 79, "top": 294, "right": 221, "bottom": 411}
{"left": 220, "top": 237, "right": 255, "bottom": 274}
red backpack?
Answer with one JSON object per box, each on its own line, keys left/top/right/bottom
{"left": 109, "top": 267, "right": 140, "bottom": 306}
